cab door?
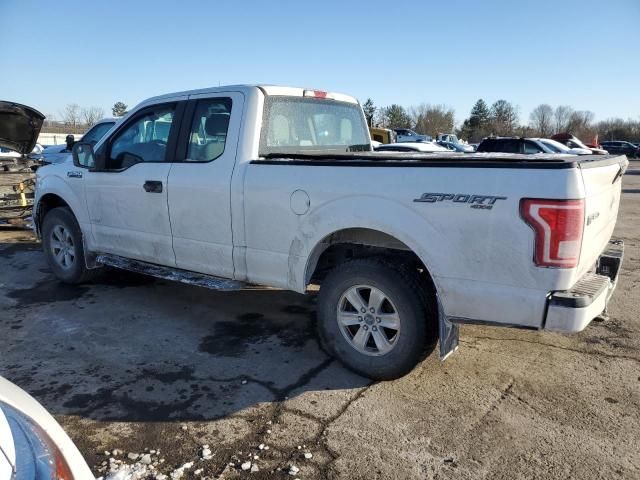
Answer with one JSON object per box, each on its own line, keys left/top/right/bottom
{"left": 85, "top": 99, "right": 186, "bottom": 266}
{"left": 167, "top": 92, "right": 244, "bottom": 279}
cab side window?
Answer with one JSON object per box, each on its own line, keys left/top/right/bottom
{"left": 501, "top": 140, "right": 520, "bottom": 153}
{"left": 524, "top": 141, "right": 543, "bottom": 154}
{"left": 108, "top": 105, "right": 176, "bottom": 169}
{"left": 186, "top": 98, "right": 232, "bottom": 162}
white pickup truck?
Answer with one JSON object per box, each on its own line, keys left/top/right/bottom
{"left": 4, "top": 86, "right": 626, "bottom": 380}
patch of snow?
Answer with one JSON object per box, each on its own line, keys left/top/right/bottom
{"left": 201, "top": 445, "right": 213, "bottom": 460}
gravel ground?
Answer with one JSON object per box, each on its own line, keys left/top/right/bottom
{"left": 0, "top": 162, "right": 639, "bottom": 479}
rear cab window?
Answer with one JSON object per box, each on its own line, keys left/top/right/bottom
{"left": 259, "top": 96, "right": 370, "bottom": 156}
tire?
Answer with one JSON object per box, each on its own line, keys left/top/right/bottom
{"left": 42, "top": 207, "right": 95, "bottom": 284}
{"left": 317, "top": 258, "right": 436, "bottom": 380}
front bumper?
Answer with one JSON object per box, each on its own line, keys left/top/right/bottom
{"left": 544, "top": 239, "right": 624, "bottom": 332}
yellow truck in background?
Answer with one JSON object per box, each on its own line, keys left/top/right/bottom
{"left": 369, "top": 127, "right": 396, "bottom": 144}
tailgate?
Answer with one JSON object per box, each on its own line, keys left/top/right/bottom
{"left": 577, "top": 155, "right": 627, "bottom": 277}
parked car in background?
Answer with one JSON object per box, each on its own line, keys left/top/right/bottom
{"left": 393, "top": 128, "right": 431, "bottom": 143}
{"left": 36, "top": 118, "right": 118, "bottom": 164}
{"left": 1, "top": 144, "right": 44, "bottom": 159}
{"left": 0, "top": 376, "right": 93, "bottom": 479}
{"left": 477, "top": 137, "right": 554, "bottom": 154}
{"left": 369, "top": 127, "right": 396, "bottom": 144}
{"left": 0, "top": 147, "right": 21, "bottom": 159}
{"left": 436, "top": 133, "right": 475, "bottom": 152}
{"left": 551, "top": 133, "right": 608, "bottom": 155}
{"left": 537, "top": 138, "right": 592, "bottom": 155}
{"left": 375, "top": 141, "right": 450, "bottom": 153}
{"left": 437, "top": 140, "right": 474, "bottom": 152}
{"left": 600, "top": 141, "right": 639, "bottom": 158}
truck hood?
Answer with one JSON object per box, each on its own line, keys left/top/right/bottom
{"left": 0, "top": 101, "right": 45, "bottom": 155}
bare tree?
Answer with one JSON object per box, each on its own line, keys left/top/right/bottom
{"left": 60, "top": 103, "right": 81, "bottom": 128}
{"left": 597, "top": 117, "right": 640, "bottom": 142}
{"left": 489, "top": 100, "right": 519, "bottom": 136}
{"left": 553, "top": 105, "right": 573, "bottom": 133}
{"left": 82, "top": 106, "right": 105, "bottom": 127}
{"left": 565, "top": 110, "right": 596, "bottom": 141}
{"left": 529, "top": 104, "right": 554, "bottom": 137}
{"left": 410, "top": 104, "right": 455, "bottom": 137}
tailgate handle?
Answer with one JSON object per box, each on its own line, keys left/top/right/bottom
{"left": 143, "top": 180, "right": 163, "bottom": 193}
{"left": 612, "top": 166, "right": 623, "bottom": 184}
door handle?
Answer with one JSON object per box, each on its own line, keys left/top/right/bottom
{"left": 143, "top": 180, "right": 163, "bottom": 193}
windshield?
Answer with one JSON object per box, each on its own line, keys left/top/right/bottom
{"left": 259, "top": 96, "right": 370, "bottom": 156}
{"left": 82, "top": 121, "right": 116, "bottom": 144}
{"left": 570, "top": 137, "right": 589, "bottom": 149}
{"left": 540, "top": 139, "right": 569, "bottom": 152}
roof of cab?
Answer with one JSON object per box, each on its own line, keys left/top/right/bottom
{"left": 142, "top": 85, "right": 359, "bottom": 106}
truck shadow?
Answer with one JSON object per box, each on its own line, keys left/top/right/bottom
{"left": 0, "top": 239, "right": 370, "bottom": 423}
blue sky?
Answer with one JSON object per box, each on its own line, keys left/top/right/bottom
{"left": 1, "top": 0, "right": 638, "bottom": 126}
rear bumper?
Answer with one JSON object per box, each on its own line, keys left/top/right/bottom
{"left": 544, "top": 239, "right": 624, "bottom": 332}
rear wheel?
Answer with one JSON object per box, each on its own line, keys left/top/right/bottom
{"left": 42, "top": 207, "right": 95, "bottom": 284}
{"left": 317, "top": 258, "right": 436, "bottom": 380}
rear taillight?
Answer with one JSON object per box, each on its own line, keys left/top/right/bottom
{"left": 520, "top": 198, "right": 585, "bottom": 268}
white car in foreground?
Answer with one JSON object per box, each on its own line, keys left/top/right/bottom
{"left": 0, "top": 376, "right": 93, "bottom": 479}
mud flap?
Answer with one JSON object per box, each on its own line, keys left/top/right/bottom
{"left": 438, "top": 296, "right": 459, "bottom": 360}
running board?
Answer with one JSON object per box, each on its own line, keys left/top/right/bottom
{"left": 96, "top": 254, "right": 245, "bottom": 291}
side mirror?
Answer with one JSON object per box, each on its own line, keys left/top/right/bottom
{"left": 72, "top": 142, "right": 95, "bottom": 169}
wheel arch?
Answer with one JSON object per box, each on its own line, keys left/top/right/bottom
{"left": 35, "top": 193, "right": 70, "bottom": 234}
{"left": 303, "top": 227, "right": 440, "bottom": 302}
{"left": 34, "top": 175, "right": 86, "bottom": 238}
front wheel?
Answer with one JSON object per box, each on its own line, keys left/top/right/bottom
{"left": 317, "top": 258, "right": 436, "bottom": 380}
{"left": 42, "top": 207, "right": 95, "bottom": 284}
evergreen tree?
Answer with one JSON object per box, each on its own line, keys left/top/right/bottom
{"left": 362, "top": 98, "right": 376, "bottom": 127}
{"left": 468, "top": 99, "right": 490, "bottom": 131}
{"left": 459, "top": 99, "right": 490, "bottom": 141}
{"left": 112, "top": 101, "right": 128, "bottom": 117}
{"left": 382, "top": 104, "right": 412, "bottom": 129}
